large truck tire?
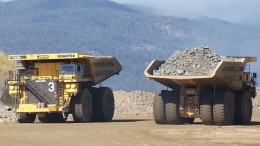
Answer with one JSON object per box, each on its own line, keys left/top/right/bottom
{"left": 213, "top": 90, "right": 235, "bottom": 125}
{"left": 165, "top": 90, "right": 184, "bottom": 125}
{"left": 234, "top": 91, "right": 252, "bottom": 125}
{"left": 153, "top": 90, "right": 167, "bottom": 124}
{"left": 91, "top": 87, "right": 115, "bottom": 122}
{"left": 72, "top": 88, "right": 92, "bottom": 123}
{"left": 37, "top": 113, "right": 51, "bottom": 123}
{"left": 17, "top": 113, "right": 36, "bottom": 123}
{"left": 200, "top": 90, "right": 215, "bottom": 125}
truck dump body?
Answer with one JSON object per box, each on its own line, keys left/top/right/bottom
{"left": 89, "top": 56, "right": 122, "bottom": 84}
{"left": 144, "top": 56, "right": 256, "bottom": 90}
{"left": 9, "top": 53, "right": 122, "bottom": 85}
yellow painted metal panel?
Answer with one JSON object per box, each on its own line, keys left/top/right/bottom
{"left": 17, "top": 104, "right": 62, "bottom": 113}
{"left": 9, "top": 53, "right": 78, "bottom": 60}
{"left": 35, "top": 62, "right": 61, "bottom": 77}
{"left": 8, "top": 53, "right": 95, "bottom": 60}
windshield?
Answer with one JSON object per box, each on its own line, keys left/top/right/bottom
{"left": 60, "top": 64, "right": 75, "bottom": 74}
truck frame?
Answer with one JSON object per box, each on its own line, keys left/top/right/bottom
{"left": 7, "top": 53, "right": 122, "bottom": 123}
{"left": 145, "top": 56, "right": 257, "bottom": 125}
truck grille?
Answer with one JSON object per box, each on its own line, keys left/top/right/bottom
{"left": 25, "top": 80, "right": 58, "bottom": 104}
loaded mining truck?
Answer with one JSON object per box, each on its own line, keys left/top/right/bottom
{"left": 7, "top": 53, "right": 122, "bottom": 123}
{"left": 144, "top": 56, "right": 257, "bottom": 125}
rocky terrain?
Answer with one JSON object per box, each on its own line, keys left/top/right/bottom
{"left": 113, "top": 90, "right": 153, "bottom": 117}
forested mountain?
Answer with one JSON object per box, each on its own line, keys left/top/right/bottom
{"left": 0, "top": 0, "right": 259, "bottom": 91}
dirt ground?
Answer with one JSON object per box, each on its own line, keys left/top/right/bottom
{"left": 0, "top": 89, "right": 259, "bottom": 146}
{"left": 0, "top": 111, "right": 259, "bottom": 146}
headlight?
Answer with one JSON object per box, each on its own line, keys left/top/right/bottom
{"left": 9, "top": 86, "right": 15, "bottom": 90}
{"left": 65, "top": 84, "right": 71, "bottom": 89}
{"left": 71, "top": 84, "right": 76, "bottom": 89}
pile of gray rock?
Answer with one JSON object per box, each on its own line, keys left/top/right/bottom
{"left": 113, "top": 90, "right": 154, "bottom": 116}
{"left": 153, "top": 46, "right": 221, "bottom": 76}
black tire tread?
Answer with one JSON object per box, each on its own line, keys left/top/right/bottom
{"left": 153, "top": 90, "right": 167, "bottom": 124}
{"left": 234, "top": 91, "right": 252, "bottom": 125}
{"left": 18, "top": 113, "right": 36, "bottom": 123}
{"left": 200, "top": 89, "right": 215, "bottom": 125}
{"left": 72, "top": 88, "right": 92, "bottom": 123}
{"left": 91, "top": 87, "right": 115, "bottom": 122}
{"left": 165, "top": 90, "right": 184, "bottom": 125}
{"left": 213, "top": 90, "right": 235, "bottom": 126}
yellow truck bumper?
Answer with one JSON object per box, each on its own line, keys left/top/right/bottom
{"left": 16, "top": 104, "right": 63, "bottom": 113}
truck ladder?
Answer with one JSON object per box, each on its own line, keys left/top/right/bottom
{"left": 57, "top": 81, "right": 64, "bottom": 106}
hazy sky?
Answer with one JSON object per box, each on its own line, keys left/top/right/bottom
{"left": 113, "top": 0, "right": 260, "bottom": 26}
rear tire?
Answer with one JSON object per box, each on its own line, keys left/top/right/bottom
{"left": 200, "top": 89, "right": 215, "bottom": 125}
{"left": 165, "top": 90, "right": 184, "bottom": 125}
{"left": 213, "top": 90, "right": 235, "bottom": 125}
{"left": 153, "top": 90, "right": 167, "bottom": 124}
{"left": 234, "top": 91, "right": 252, "bottom": 125}
{"left": 91, "top": 87, "right": 115, "bottom": 122}
{"left": 17, "top": 113, "right": 36, "bottom": 123}
{"left": 72, "top": 88, "right": 92, "bottom": 123}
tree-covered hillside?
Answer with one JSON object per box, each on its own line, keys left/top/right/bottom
{"left": 0, "top": 0, "right": 259, "bottom": 91}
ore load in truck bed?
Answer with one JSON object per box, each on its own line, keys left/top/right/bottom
{"left": 153, "top": 46, "right": 221, "bottom": 76}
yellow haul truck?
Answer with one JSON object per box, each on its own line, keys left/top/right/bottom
{"left": 144, "top": 56, "right": 257, "bottom": 125}
{"left": 7, "top": 53, "right": 122, "bottom": 123}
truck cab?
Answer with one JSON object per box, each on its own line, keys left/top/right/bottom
{"left": 60, "top": 63, "right": 87, "bottom": 79}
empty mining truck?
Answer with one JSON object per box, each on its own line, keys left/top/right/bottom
{"left": 7, "top": 53, "right": 122, "bottom": 123}
{"left": 144, "top": 56, "right": 257, "bottom": 125}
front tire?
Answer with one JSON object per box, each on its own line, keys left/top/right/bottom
{"left": 72, "top": 88, "right": 92, "bottom": 123}
{"left": 234, "top": 91, "right": 252, "bottom": 125}
{"left": 17, "top": 113, "right": 36, "bottom": 123}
